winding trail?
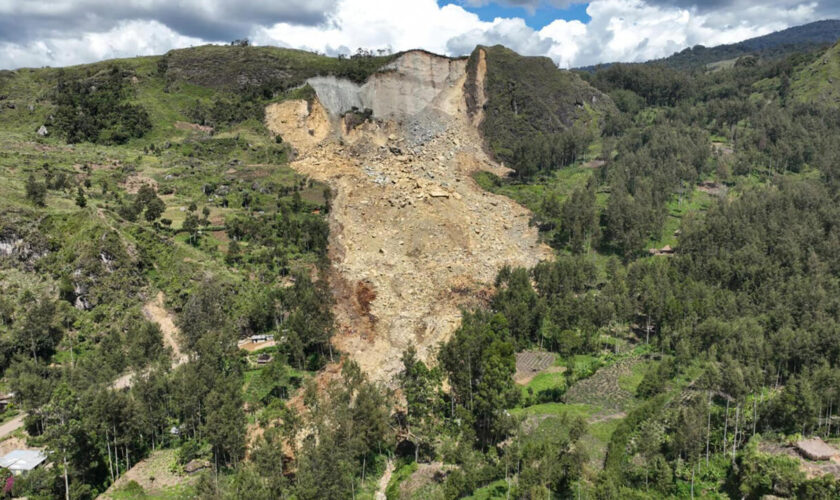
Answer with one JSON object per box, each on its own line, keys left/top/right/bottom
{"left": 374, "top": 459, "right": 395, "bottom": 500}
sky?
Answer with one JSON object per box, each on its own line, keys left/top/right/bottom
{"left": 0, "top": 0, "right": 838, "bottom": 70}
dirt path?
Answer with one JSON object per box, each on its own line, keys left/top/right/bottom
{"left": 588, "top": 411, "right": 627, "bottom": 424}
{"left": 142, "top": 291, "right": 187, "bottom": 365}
{"left": 374, "top": 458, "right": 395, "bottom": 500}
{"left": 0, "top": 415, "right": 25, "bottom": 440}
{"left": 266, "top": 51, "right": 552, "bottom": 382}
{"left": 113, "top": 292, "right": 187, "bottom": 390}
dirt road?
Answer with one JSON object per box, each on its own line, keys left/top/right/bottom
{"left": 0, "top": 415, "right": 25, "bottom": 440}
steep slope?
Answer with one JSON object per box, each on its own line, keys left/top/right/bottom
{"left": 467, "top": 45, "right": 613, "bottom": 168}
{"left": 791, "top": 40, "right": 840, "bottom": 107}
{"left": 266, "top": 50, "right": 555, "bottom": 381}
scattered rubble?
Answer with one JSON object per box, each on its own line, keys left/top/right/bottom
{"left": 266, "top": 50, "right": 552, "bottom": 382}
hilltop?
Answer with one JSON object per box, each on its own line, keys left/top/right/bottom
{"left": 579, "top": 19, "right": 840, "bottom": 71}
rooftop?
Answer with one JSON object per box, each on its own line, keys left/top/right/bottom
{"left": 0, "top": 450, "right": 47, "bottom": 471}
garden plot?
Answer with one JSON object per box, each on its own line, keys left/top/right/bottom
{"left": 515, "top": 350, "right": 562, "bottom": 384}
{"left": 565, "top": 357, "right": 640, "bottom": 411}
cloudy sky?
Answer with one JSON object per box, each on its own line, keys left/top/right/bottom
{"left": 0, "top": 0, "right": 838, "bottom": 70}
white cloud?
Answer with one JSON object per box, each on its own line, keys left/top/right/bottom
{"left": 0, "top": 0, "right": 837, "bottom": 70}
{"left": 0, "top": 20, "right": 205, "bottom": 69}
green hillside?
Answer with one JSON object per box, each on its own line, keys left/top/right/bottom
{"left": 467, "top": 45, "right": 615, "bottom": 180}
{"left": 791, "top": 40, "right": 840, "bottom": 106}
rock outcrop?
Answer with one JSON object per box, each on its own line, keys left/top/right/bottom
{"left": 308, "top": 51, "right": 467, "bottom": 120}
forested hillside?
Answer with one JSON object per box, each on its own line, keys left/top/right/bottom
{"left": 0, "top": 46, "right": 376, "bottom": 499}
{"left": 2, "top": 31, "right": 840, "bottom": 500}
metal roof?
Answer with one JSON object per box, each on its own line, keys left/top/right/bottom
{"left": 0, "top": 450, "right": 47, "bottom": 471}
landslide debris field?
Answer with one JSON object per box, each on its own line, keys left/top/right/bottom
{"left": 267, "top": 50, "right": 553, "bottom": 380}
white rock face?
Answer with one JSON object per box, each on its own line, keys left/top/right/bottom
{"left": 308, "top": 51, "right": 467, "bottom": 121}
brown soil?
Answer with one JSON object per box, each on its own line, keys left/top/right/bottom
{"left": 265, "top": 53, "right": 552, "bottom": 383}
{"left": 174, "top": 121, "right": 214, "bottom": 134}
{"left": 264, "top": 99, "right": 330, "bottom": 149}
{"left": 400, "top": 462, "right": 453, "bottom": 498}
{"left": 565, "top": 358, "right": 638, "bottom": 411}
{"left": 697, "top": 180, "right": 727, "bottom": 196}
{"left": 239, "top": 340, "right": 277, "bottom": 352}
{"left": 123, "top": 174, "right": 158, "bottom": 194}
{"left": 142, "top": 292, "right": 187, "bottom": 365}
{"left": 0, "top": 436, "right": 32, "bottom": 456}
{"left": 470, "top": 48, "right": 488, "bottom": 127}
{"left": 760, "top": 441, "right": 840, "bottom": 480}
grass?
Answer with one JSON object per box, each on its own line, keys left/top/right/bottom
{"left": 386, "top": 461, "right": 418, "bottom": 500}
{"left": 473, "top": 163, "right": 596, "bottom": 215}
{"left": 464, "top": 479, "right": 509, "bottom": 499}
{"left": 511, "top": 402, "right": 599, "bottom": 419}
{"left": 648, "top": 187, "right": 714, "bottom": 249}
{"left": 618, "top": 360, "right": 652, "bottom": 393}
{"left": 790, "top": 41, "right": 840, "bottom": 106}
{"left": 520, "top": 370, "right": 566, "bottom": 401}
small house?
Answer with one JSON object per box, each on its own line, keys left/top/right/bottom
{"left": 256, "top": 353, "right": 273, "bottom": 365}
{"left": 0, "top": 450, "right": 47, "bottom": 475}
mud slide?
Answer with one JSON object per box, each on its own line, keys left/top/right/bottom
{"left": 266, "top": 50, "right": 552, "bottom": 382}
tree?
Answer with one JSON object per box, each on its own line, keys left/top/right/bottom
{"left": 439, "top": 311, "right": 519, "bottom": 447}
{"left": 203, "top": 376, "right": 246, "bottom": 467}
{"left": 398, "top": 347, "right": 443, "bottom": 461}
{"left": 559, "top": 179, "right": 600, "bottom": 253}
{"left": 178, "top": 277, "right": 230, "bottom": 350}
{"left": 25, "top": 173, "right": 46, "bottom": 206}
{"left": 144, "top": 196, "right": 165, "bottom": 223}
{"left": 75, "top": 187, "right": 87, "bottom": 208}
{"left": 182, "top": 214, "right": 201, "bottom": 245}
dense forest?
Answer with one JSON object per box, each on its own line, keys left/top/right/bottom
{"left": 2, "top": 33, "right": 840, "bottom": 499}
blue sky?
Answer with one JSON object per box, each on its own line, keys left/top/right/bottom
{"left": 440, "top": 1, "right": 591, "bottom": 29}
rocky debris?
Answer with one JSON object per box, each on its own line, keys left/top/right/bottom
{"left": 265, "top": 51, "right": 552, "bottom": 382}
{"left": 37, "top": 125, "right": 48, "bottom": 137}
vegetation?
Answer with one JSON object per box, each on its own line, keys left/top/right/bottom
{"left": 467, "top": 45, "right": 614, "bottom": 180}
{"left": 3, "top": 30, "right": 840, "bottom": 499}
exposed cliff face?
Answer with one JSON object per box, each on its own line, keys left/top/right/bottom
{"left": 266, "top": 50, "right": 553, "bottom": 382}
{"left": 307, "top": 51, "right": 467, "bottom": 120}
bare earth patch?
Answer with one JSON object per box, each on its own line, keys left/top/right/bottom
{"left": 266, "top": 51, "right": 552, "bottom": 383}
{"left": 174, "top": 121, "right": 214, "bottom": 135}
{"left": 760, "top": 440, "right": 840, "bottom": 480}
{"left": 142, "top": 292, "right": 187, "bottom": 365}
